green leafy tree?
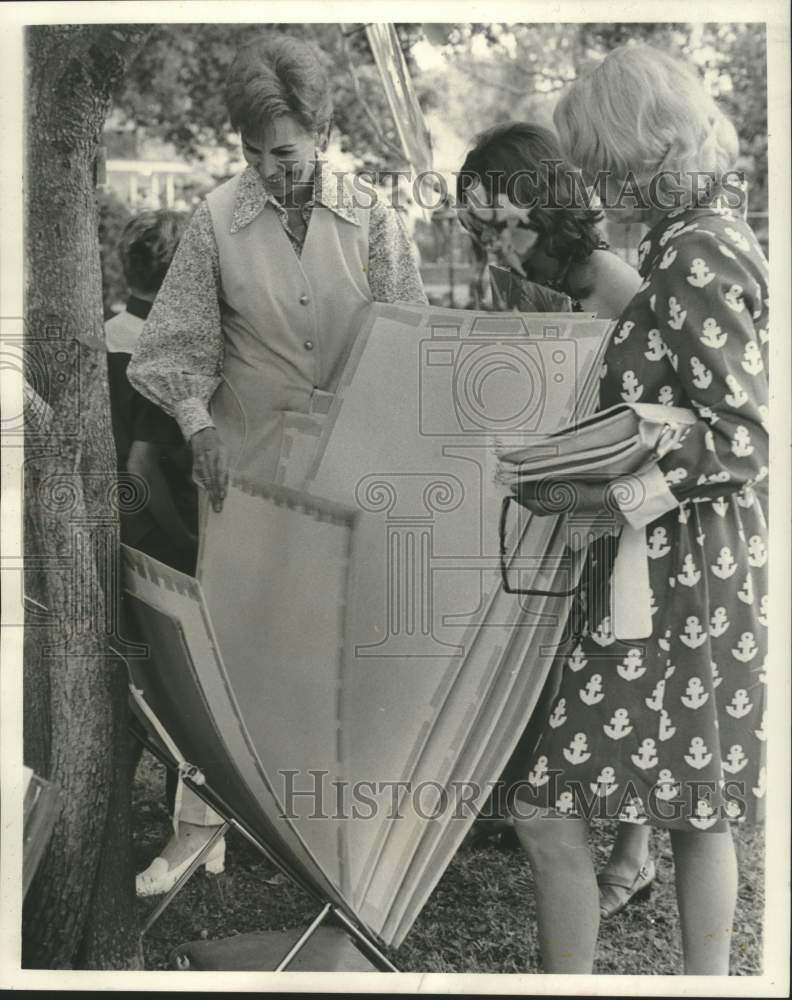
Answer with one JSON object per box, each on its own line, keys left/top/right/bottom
{"left": 114, "top": 23, "right": 431, "bottom": 171}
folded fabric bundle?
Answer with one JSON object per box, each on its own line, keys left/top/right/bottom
{"left": 496, "top": 402, "right": 698, "bottom": 485}
{"left": 497, "top": 402, "right": 698, "bottom": 640}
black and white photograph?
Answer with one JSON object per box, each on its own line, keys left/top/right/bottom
{"left": 1, "top": 1, "right": 789, "bottom": 991}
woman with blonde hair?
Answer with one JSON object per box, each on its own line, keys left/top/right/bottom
{"left": 508, "top": 45, "right": 768, "bottom": 975}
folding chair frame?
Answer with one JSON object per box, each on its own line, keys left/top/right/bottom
{"left": 132, "top": 727, "right": 399, "bottom": 973}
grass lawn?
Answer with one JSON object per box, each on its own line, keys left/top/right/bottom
{"left": 134, "top": 753, "right": 764, "bottom": 975}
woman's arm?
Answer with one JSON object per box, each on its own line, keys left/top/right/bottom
{"left": 128, "top": 203, "right": 229, "bottom": 511}
{"left": 366, "top": 201, "right": 428, "bottom": 305}
{"left": 614, "top": 226, "right": 768, "bottom": 529}
{"left": 127, "top": 202, "right": 224, "bottom": 442}
{"left": 586, "top": 249, "right": 643, "bottom": 320}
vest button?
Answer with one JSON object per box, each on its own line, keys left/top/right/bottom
{"left": 303, "top": 340, "right": 314, "bottom": 351}
{"left": 299, "top": 294, "right": 310, "bottom": 305}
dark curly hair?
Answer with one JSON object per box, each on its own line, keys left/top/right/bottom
{"left": 225, "top": 33, "right": 333, "bottom": 139}
{"left": 456, "top": 122, "right": 605, "bottom": 301}
{"left": 118, "top": 209, "right": 186, "bottom": 296}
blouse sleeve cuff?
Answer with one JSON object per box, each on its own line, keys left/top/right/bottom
{"left": 173, "top": 398, "right": 215, "bottom": 441}
{"left": 614, "top": 462, "right": 679, "bottom": 530}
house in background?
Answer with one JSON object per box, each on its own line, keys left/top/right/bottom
{"left": 101, "top": 125, "right": 217, "bottom": 210}
{"left": 105, "top": 156, "right": 195, "bottom": 210}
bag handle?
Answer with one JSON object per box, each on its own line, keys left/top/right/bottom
{"left": 498, "top": 495, "right": 580, "bottom": 597}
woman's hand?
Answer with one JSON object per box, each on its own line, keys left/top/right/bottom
{"left": 191, "top": 427, "right": 229, "bottom": 513}
{"left": 512, "top": 478, "right": 624, "bottom": 540}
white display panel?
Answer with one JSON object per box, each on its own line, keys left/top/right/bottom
{"left": 128, "top": 302, "right": 613, "bottom": 946}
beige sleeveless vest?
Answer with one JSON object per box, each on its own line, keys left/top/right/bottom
{"left": 206, "top": 170, "right": 373, "bottom": 484}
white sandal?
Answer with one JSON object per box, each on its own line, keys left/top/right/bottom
{"left": 136, "top": 836, "right": 225, "bottom": 897}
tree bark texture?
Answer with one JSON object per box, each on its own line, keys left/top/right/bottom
{"left": 22, "top": 23, "right": 150, "bottom": 970}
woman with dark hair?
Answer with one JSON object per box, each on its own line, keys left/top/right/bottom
{"left": 456, "top": 122, "right": 655, "bottom": 921}
{"left": 456, "top": 121, "right": 639, "bottom": 317}
{"left": 128, "top": 31, "right": 427, "bottom": 895}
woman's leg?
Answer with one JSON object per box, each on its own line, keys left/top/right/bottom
{"left": 669, "top": 827, "right": 737, "bottom": 975}
{"left": 156, "top": 786, "right": 224, "bottom": 868}
{"left": 137, "top": 783, "right": 225, "bottom": 894}
{"left": 608, "top": 821, "right": 651, "bottom": 871}
{"left": 513, "top": 808, "right": 599, "bottom": 973}
{"left": 598, "top": 821, "right": 652, "bottom": 911}
{"left": 165, "top": 767, "right": 179, "bottom": 816}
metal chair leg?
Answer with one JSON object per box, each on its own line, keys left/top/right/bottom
{"left": 274, "top": 903, "right": 332, "bottom": 971}
{"left": 133, "top": 727, "right": 399, "bottom": 970}
{"left": 272, "top": 903, "right": 398, "bottom": 972}
{"left": 330, "top": 906, "right": 399, "bottom": 972}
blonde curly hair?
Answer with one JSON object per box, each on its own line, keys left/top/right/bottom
{"left": 553, "top": 45, "right": 740, "bottom": 209}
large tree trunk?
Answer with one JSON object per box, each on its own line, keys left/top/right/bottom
{"left": 22, "top": 23, "right": 150, "bottom": 969}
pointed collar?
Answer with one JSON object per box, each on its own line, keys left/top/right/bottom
{"left": 229, "top": 160, "right": 360, "bottom": 234}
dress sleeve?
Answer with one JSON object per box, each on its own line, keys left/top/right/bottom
{"left": 127, "top": 202, "right": 223, "bottom": 442}
{"left": 366, "top": 201, "right": 428, "bottom": 305}
{"left": 644, "top": 227, "right": 768, "bottom": 508}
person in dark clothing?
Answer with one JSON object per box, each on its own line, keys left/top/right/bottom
{"left": 106, "top": 210, "right": 225, "bottom": 895}
{"left": 106, "top": 209, "right": 198, "bottom": 574}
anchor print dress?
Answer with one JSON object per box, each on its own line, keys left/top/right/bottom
{"left": 519, "top": 196, "right": 768, "bottom": 831}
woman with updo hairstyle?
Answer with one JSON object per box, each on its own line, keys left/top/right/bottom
{"left": 507, "top": 45, "right": 768, "bottom": 975}
{"left": 130, "top": 31, "right": 426, "bottom": 514}
{"left": 128, "top": 30, "right": 426, "bottom": 897}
